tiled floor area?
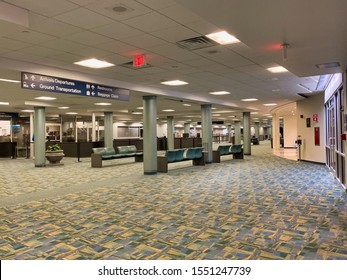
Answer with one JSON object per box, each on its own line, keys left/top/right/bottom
{"left": 0, "top": 141, "right": 346, "bottom": 260}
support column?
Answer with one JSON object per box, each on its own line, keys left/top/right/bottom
{"left": 243, "top": 112, "right": 251, "bottom": 155}
{"left": 92, "top": 113, "right": 96, "bottom": 142}
{"left": 104, "top": 112, "right": 113, "bottom": 148}
{"left": 227, "top": 124, "right": 232, "bottom": 143}
{"left": 34, "top": 107, "right": 46, "bottom": 167}
{"left": 272, "top": 113, "right": 280, "bottom": 150}
{"left": 143, "top": 96, "right": 157, "bottom": 175}
{"left": 30, "top": 112, "right": 34, "bottom": 159}
{"left": 254, "top": 122, "right": 260, "bottom": 138}
{"left": 184, "top": 123, "right": 190, "bottom": 135}
{"left": 167, "top": 116, "right": 174, "bottom": 150}
{"left": 234, "top": 121, "right": 241, "bottom": 145}
{"left": 201, "top": 104, "right": 212, "bottom": 163}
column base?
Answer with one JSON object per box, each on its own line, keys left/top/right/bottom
{"left": 144, "top": 171, "right": 157, "bottom": 175}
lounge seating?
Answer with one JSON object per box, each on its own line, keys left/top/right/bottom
{"left": 212, "top": 144, "right": 243, "bottom": 163}
{"left": 91, "top": 145, "right": 143, "bottom": 167}
{"left": 157, "top": 147, "right": 205, "bottom": 173}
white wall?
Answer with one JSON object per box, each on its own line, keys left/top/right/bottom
{"left": 157, "top": 123, "right": 167, "bottom": 137}
{"left": 283, "top": 115, "right": 297, "bottom": 147}
{"left": 296, "top": 93, "right": 325, "bottom": 163}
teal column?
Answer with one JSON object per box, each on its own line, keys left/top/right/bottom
{"left": 201, "top": 104, "right": 212, "bottom": 163}
{"left": 254, "top": 122, "right": 260, "bottom": 138}
{"left": 243, "top": 112, "right": 251, "bottom": 155}
{"left": 104, "top": 112, "right": 113, "bottom": 148}
{"left": 143, "top": 96, "right": 157, "bottom": 174}
{"left": 167, "top": 116, "right": 174, "bottom": 150}
{"left": 234, "top": 121, "right": 241, "bottom": 145}
{"left": 184, "top": 123, "right": 190, "bottom": 134}
{"left": 34, "top": 106, "right": 46, "bottom": 167}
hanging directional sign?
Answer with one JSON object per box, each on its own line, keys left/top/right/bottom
{"left": 21, "top": 72, "right": 129, "bottom": 101}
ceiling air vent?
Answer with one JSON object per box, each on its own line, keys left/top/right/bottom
{"left": 119, "top": 61, "right": 152, "bottom": 69}
{"left": 176, "top": 36, "right": 218, "bottom": 50}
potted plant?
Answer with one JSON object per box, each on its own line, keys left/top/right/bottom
{"left": 46, "top": 143, "right": 65, "bottom": 165}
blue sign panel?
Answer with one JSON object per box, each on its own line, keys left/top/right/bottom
{"left": 21, "top": 72, "right": 129, "bottom": 101}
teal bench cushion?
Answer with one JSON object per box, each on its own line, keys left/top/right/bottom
{"left": 230, "top": 145, "right": 242, "bottom": 153}
{"left": 185, "top": 148, "right": 196, "bottom": 160}
{"left": 117, "top": 146, "right": 129, "bottom": 154}
{"left": 194, "top": 147, "right": 203, "bottom": 158}
{"left": 166, "top": 150, "right": 177, "bottom": 163}
{"left": 175, "top": 149, "right": 185, "bottom": 161}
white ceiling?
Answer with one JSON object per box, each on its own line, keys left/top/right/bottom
{"left": 0, "top": 0, "right": 345, "bottom": 125}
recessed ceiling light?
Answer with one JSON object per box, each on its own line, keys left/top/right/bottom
{"left": 0, "top": 102, "right": 10, "bottom": 105}
{"left": 272, "top": 89, "right": 281, "bottom": 92}
{"left": 21, "top": 109, "right": 34, "bottom": 112}
{"left": 241, "top": 98, "right": 258, "bottom": 101}
{"left": 66, "top": 112, "right": 78, "bottom": 115}
{"left": 266, "top": 66, "right": 288, "bottom": 73}
{"left": 209, "top": 91, "right": 231, "bottom": 95}
{"left": 35, "top": 96, "right": 56, "bottom": 100}
{"left": 58, "top": 106, "right": 70, "bottom": 109}
{"left": 74, "top": 58, "right": 115, "bottom": 69}
{"left": 316, "top": 62, "right": 340, "bottom": 69}
{"left": 206, "top": 31, "right": 240, "bottom": 45}
{"left": 132, "top": 112, "right": 142, "bottom": 115}
{"left": 162, "top": 109, "right": 175, "bottom": 112}
{"left": 212, "top": 107, "right": 217, "bottom": 110}
{"left": 136, "top": 106, "right": 143, "bottom": 110}
{"left": 263, "top": 103, "right": 277, "bottom": 106}
{"left": 0, "top": 78, "right": 20, "bottom": 83}
{"left": 161, "top": 80, "right": 188, "bottom": 86}
{"left": 212, "top": 114, "right": 221, "bottom": 116}
{"left": 183, "top": 103, "right": 192, "bottom": 107}
{"left": 94, "top": 102, "right": 112, "bottom": 106}
{"left": 251, "top": 112, "right": 258, "bottom": 114}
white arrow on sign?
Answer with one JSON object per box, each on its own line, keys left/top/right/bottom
{"left": 30, "top": 83, "right": 36, "bottom": 88}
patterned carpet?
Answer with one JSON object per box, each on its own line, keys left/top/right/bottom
{"left": 0, "top": 141, "right": 346, "bottom": 260}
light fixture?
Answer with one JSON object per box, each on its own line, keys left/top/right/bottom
{"left": 209, "top": 91, "right": 231, "bottom": 95}
{"left": 0, "top": 78, "right": 20, "bottom": 83}
{"left": 183, "top": 103, "right": 191, "bottom": 107}
{"left": 251, "top": 112, "right": 258, "bottom": 114}
{"left": 21, "top": 109, "right": 34, "bottom": 112}
{"left": 66, "top": 112, "right": 78, "bottom": 115}
{"left": 212, "top": 114, "right": 221, "bottom": 116}
{"left": 161, "top": 80, "right": 188, "bottom": 86}
{"left": 266, "top": 66, "right": 288, "bottom": 73}
{"left": 162, "top": 109, "right": 175, "bottom": 112}
{"left": 241, "top": 98, "right": 258, "bottom": 101}
{"left": 35, "top": 96, "right": 56, "bottom": 100}
{"left": 132, "top": 112, "right": 142, "bottom": 115}
{"left": 58, "top": 106, "right": 70, "bottom": 109}
{"left": 0, "top": 102, "right": 9, "bottom": 105}
{"left": 94, "top": 102, "right": 112, "bottom": 106}
{"left": 316, "top": 62, "right": 340, "bottom": 69}
{"left": 136, "top": 106, "right": 143, "bottom": 109}
{"left": 272, "top": 89, "right": 281, "bottom": 92}
{"left": 74, "top": 58, "right": 115, "bottom": 69}
{"left": 263, "top": 103, "right": 277, "bottom": 106}
{"left": 206, "top": 31, "right": 240, "bottom": 45}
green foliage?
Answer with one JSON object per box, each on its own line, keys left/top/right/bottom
{"left": 46, "top": 143, "right": 62, "bottom": 151}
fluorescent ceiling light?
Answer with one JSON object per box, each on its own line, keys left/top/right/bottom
{"left": 58, "top": 106, "right": 70, "bottom": 109}
{"left": 272, "top": 89, "right": 281, "bottom": 92}
{"left": 183, "top": 103, "right": 191, "bottom": 107}
{"left": 209, "top": 91, "right": 230, "bottom": 95}
{"left": 94, "top": 102, "right": 112, "bottom": 106}
{"left": 132, "top": 112, "right": 142, "bottom": 115}
{"left": 206, "top": 31, "right": 240, "bottom": 45}
{"left": 66, "top": 112, "right": 78, "bottom": 115}
{"left": 0, "top": 102, "right": 9, "bottom": 105}
{"left": 212, "top": 114, "right": 221, "bottom": 116}
{"left": 161, "top": 80, "right": 188, "bottom": 86}
{"left": 263, "top": 103, "right": 277, "bottom": 106}
{"left": 74, "top": 58, "right": 115, "bottom": 69}
{"left": 162, "top": 109, "right": 175, "bottom": 112}
{"left": 266, "top": 66, "right": 288, "bottom": 73}
{"left": 241, "top": 98, "right": 258, "bottom": 101}
{"left": 136, "top": 106, "right": 143, "bottom": 109}
{"left": 21, "top": 109, "right": 34, "bottom": 112}
{"left": 251, "top": 112, "right": 258, "bottom": 114}
{"left": 0, "top": 78, "right": 20, "bottom": 83}
{"left": 35, "top": 96, "right": 56, "bottom": 100}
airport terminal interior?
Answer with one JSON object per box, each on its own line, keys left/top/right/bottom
{"left": 1, "top": 0, "right": 347, "bottom": 260}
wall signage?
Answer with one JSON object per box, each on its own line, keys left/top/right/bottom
{"left": 21, "top": 72, "right": 129, "bottom": 101}
{"left": 313, "top": 113, "right": 318, "bottom": 122}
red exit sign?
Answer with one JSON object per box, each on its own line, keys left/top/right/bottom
{"left": 133, "top": 55, "right": 146, "bottom": 67}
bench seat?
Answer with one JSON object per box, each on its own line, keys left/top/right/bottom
{"left": 212, "top": 144, "right": 243, "bottom": 163}
{"left": 91, "top": 145, "right": 143, "bottom": 167}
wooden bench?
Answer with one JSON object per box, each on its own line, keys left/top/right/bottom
{"left": 91, "top": 145, "right": 143, "bottom": 167}
{"left": 157, "top": 147, "right": 205, "bottom": 173}
{"left": 212, "top": 144, "right": 243, "bottom": 163}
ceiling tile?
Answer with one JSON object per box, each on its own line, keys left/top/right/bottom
{"left": 5, "top": 30, "right": 56, "bottom": 44}
{"left": 6, "top": 0, "right": 79, "bottom": 17}
{"left": 40, "top": 38, "right": 87, "bottom": 52}
{"left": 92, "top": 22, "right": 143, "bottom": 39}
{"left": 135, "top": 0, "right": 176, "bottom": 10}
{"left": 19, "top": 46, "right": 63, "bottom": 57}
{"left": 69, "top": 47, "right": 112, "bottom": 58}
{"left": 150, "top": 43, "right": 201, "bottom": 61}
{"left": 0, "top": 37, "right": 33, "bottom": 50}
{"left": 120, "top": 34, "right": 167, "bottom": 48}
{"left": 63, "top": 31, "right": 114, "bottom": 46}
{"left": 158, "top": 3, "right": 204, "bottom": 24}
{"left": 54, "top": 7, "right": 114, "bottom": 29}
{"left": 96, "top": 40, "right": 137, "bottom": 53}
{"left": 123, "top": 11, "right": 178, "bottom": 33}
{"left": 151, "top": 25, "right": 200, "bottom": 43}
